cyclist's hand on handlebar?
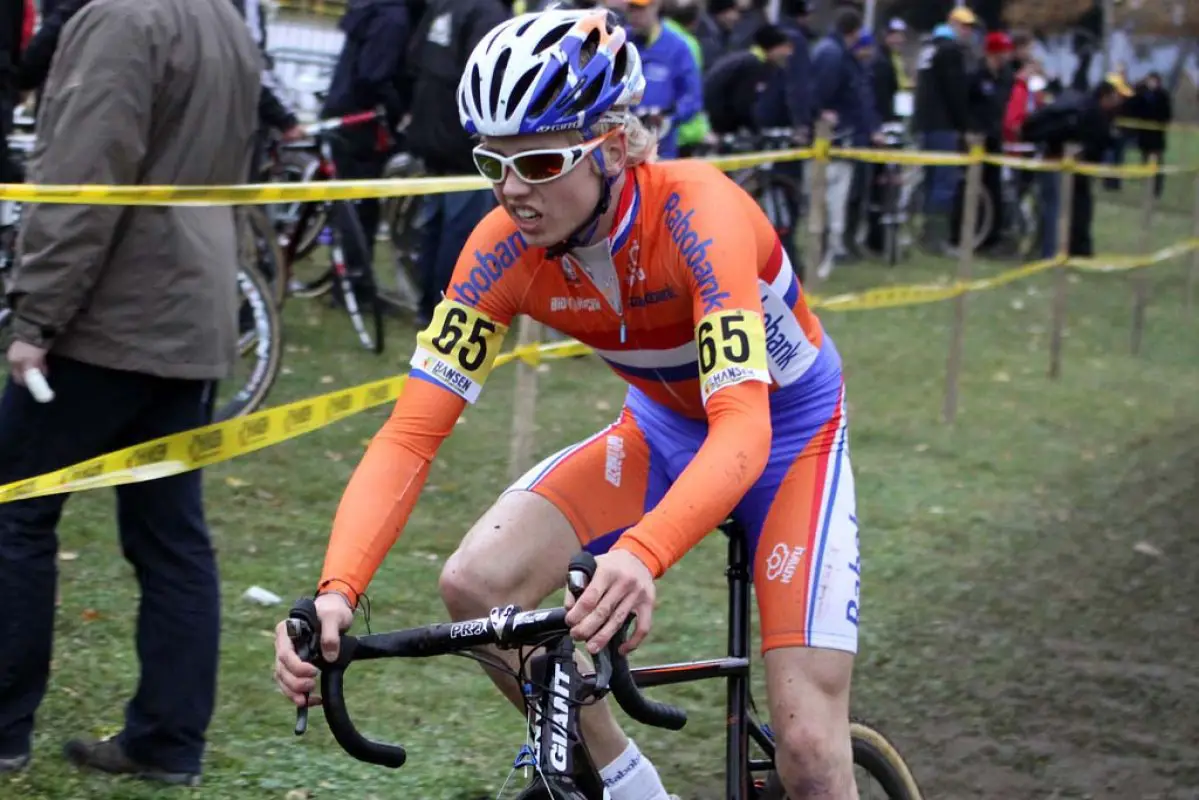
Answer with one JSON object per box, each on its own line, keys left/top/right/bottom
{"left": 280, "top": 125, "right": 305, "bottom": 142}
{"left": 565, "top": 549, "right": 655, "bottom": 656}
{"left": 273, "top": 592, "right": 354, "bottom": 706}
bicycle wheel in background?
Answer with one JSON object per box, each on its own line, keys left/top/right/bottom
{"left": 237, "top": 206, "right": 286, "bottom": 307}
{"left": 328, "top": 200, "right": 385, "bottom": 354}
{"left": 741, "top": 171, "right": 803, "bottom": 255}
{"left": 216, "top": 264, "right": 284, "bottom": 421}
{"left": 378, "top": 151, "right": 426, "bottom": 317}
{"left": 757, "top": 720, "right": 922, "bottom": 800}
{"left": 264, "top": 148, "right": 328, "bottom": 263}
{"left": 380, "top": 192, "right": 425, "bottom": 316}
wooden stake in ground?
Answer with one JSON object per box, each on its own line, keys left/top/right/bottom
{"left": 805, "top": 118, "right": 833, "bottom": 285}
{"left": 1049, "top": 143, "right": 1081, "bottom": 380}
{"left": 507, "top": 314, "right": 543, "bottom": 481}
{"left": 942, "top": 134, "right": 986, "bottom": 425}
{"left": 1130, "top": 158, "right": 1159, "bottom": 356}
{"left": 1188, "top": 167, "right": 1199, "bottom": 317}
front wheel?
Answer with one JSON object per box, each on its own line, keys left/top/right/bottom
{"left": 758, "top": 721, "right": 922, "bottom": 800}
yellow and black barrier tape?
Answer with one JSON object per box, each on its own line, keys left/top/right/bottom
{"left": 0, "top": 144, "right": 1193, "bottom": 205}
{"left": 1, "top": 238, "right": 1195, "bottom": 505}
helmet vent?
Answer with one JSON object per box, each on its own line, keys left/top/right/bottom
{"left": 470, "top": 64, "right": 485, "bottom": 120}
{"left": 578, "top": 28, "right": 600, "bottom": 68}
{"left": 568, "top": 75, "right": 605, "bottom": 115}
{"left": 490, "top": 47, "right": 512, "bottom": 116}
{"left": 509, "top": 66, "right": 539, "bottom": 112}
{"left": 529, "top": 65, "right": 569, "bottom": 117}
{"left": 612, "top": 44, "right": 628, "bottom": 82}
{"left": 515, "top": 16, "right": 539, "bottom": 37}
{"left": 534, "top": 23, "right": 573, "bottom": 55}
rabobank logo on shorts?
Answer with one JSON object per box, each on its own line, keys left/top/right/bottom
{"left": 451, "top": 231, "right": 529, "bottom": 306}
{"left": 664, "top": 192, "right": 731, "bottom": 315}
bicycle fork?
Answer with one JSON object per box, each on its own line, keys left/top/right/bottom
{"left": 327, "top": 204, "right": 376, "bottom": 350}
{"left": 515, "top": 638, "right": 608, "bottom": 800}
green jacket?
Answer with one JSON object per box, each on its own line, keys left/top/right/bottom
{"left": 663, "top": 18, "right": 711, "bottom": 147}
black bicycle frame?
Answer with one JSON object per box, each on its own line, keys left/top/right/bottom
{"left": 516, "top": 524, "right": 773, "bottom": 800}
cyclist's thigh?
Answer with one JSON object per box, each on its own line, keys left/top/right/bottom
{"left": 502, "top": 404, "right": 669, "bottom": 555}
{"left": 735, "top": 383, "right": 860, "bottom": 655}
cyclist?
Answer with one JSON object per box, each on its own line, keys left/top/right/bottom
{"left": 273, "top": 9, "right": 860, "bottom": 800}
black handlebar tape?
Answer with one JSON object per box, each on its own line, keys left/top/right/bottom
{"left": 607, "top": 620, "right": 687, "bottom": 731}
{"left": 321, "top": 667, "right": 408, "bottom": 768}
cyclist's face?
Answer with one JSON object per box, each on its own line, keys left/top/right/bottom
{"left": 482, "top": 131, "right": 626, "bottom": 248}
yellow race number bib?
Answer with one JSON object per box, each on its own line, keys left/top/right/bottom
{"left": 411, "top": 301, "right": 509, "bottom": 403}
{"left": 696, "top": 308, "right": 770, "bottom": 405}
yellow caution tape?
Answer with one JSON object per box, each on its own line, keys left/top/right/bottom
{"left": 830, "top": 147, "right": 973, "bottom": 167}
{"left": 703, "top": 148, "right": 814, "bottom": 171}
{"left": 4, "top": 237, "right": 1195, "bottom": 504}
{"left": 983, "top": 154, "right": 1063, "bottom": 172}
{"left": 0, "top": 375, "right": 406, "bottom": 504}
{"left": 0, "top": 141, "right": 1192, "bottom": 205}
{"left": 0, "top": 341, "right": 597, "bottom": 504}
{"left": 1115, "top": 117, "right": 1199, "bottom": 133}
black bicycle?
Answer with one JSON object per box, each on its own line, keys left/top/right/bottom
{"left": 286, "top": 521, "right": 921, "bottom": 799}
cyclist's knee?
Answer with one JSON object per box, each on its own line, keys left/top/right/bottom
{"left": 438, "top": 490, "right": 578, "bottom": 620}
{"left": 765, "top": 648, "right": 855, "bottom": 798}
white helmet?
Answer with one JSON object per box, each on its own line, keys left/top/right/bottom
{"left": 457, "top": 8, "right": 646, "bottom": 138}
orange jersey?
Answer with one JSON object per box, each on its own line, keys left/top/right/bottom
{"left": 319, "top": 160, "right": 840, "bottom": 603}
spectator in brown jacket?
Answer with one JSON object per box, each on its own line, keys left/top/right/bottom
{"left": 0, "top": 0, "right": 260, "bottom": 784}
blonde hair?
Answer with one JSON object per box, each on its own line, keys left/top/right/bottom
{"left": 590, "top": 110, "right": 660, "bottom": 167}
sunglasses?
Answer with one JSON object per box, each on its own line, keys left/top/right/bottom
{"left": 472, "top": 131, "right": 616, "bottom": 185}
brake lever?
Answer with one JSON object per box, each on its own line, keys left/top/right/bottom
{"left": 286, "top": 598, "right": 321, "bottom": 736}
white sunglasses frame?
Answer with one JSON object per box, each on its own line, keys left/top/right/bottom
{"left": 471, "top": 130, "right": 617, "bottom": 185}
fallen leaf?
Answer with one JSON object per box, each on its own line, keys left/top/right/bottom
{"left": 1133, "top": 541, "right": 1162, "bottom": 557}
{"left": 320, "top": 375, "right": 334, "bottom": 384}
{"left": 285, "top": 789, "right": 311, "bottom": 800}
{"left": 360, "top": 438, "right": 372, "bottom": 448}
{"left": 595, "top": 400, "right": 611, "bottom": 411}
{"left": 1009, "top": 299, "right": 1025, "bottom": 311}
{"left": 325, "top": 451, "right": 344, "bottom": 462}
{"left": 59, "top": 551, "right": 79, "bottom": 562}
{"left": 254, "top": 489, "right": 275, "bottom": 501}
{"left": 913, "top": 443, "right": 930, "bottom": 453}
{"left": 455, "top": 417, "right": 467, "bottom": 425}
{"left": 281, "top": 367, "right": 294, "bottom": 376}
{"left": 81, "top": 609, "right": 101, "bottom": 621}
{"left": 929, "top": 506, "right": 945, "bottom": 515}
{"left": 992, "top": 371, "right": 1011, "bottom": 383}
{"left": 1080, "top": 450, "right": 1096, "bottom": 461}
{"left": 225, "top": 477, "right": 249, "bottom": 488}
{"left": 536, "top": 364, "right": 552, "bottom": 373}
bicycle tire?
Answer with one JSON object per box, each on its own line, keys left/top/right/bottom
{"left": 741, "top": 172, "right": 803, "bottom": 249}
{"left": 378, "top": 192, "right": 425, "bottom": 316}
{"left": 757, "top": 720, "right": 922, "bottom": 800}
{"left": 270, "top": 149, "right": 328, "bottom": 263}
{"left": 219, "top": 264, "right": 284, "bottom": 421}
{"left": 237, "top": 206, "right": 287, "bottom": 307}
{"left": 329, "top": 201, "right": 385, "bottom": 354}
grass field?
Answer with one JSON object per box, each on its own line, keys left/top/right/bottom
{"left": 4, "top": 175, "right": 1199, "bottom": 800}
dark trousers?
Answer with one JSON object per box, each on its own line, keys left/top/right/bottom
{"left": 1039, "top": 172, "right": 1094, "bottom": 258}
{"left": 0, "top": 357, "right": 219, "bottom": 773}
{"left": 417, "top": 185, "right": 496, "bottom": 323}
{"left": 331, "top": 135, "right": 389, "bottom": 271}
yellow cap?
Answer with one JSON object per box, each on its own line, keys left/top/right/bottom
{"left": 949, "top": 6, "right": 978, "bottom": 25}
{"left": 1105, "top": 72, "right": 1134, "bottom": 98}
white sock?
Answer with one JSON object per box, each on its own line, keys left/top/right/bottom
{"left": 598, "top": 738, "right": 670, "bottom": 800}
